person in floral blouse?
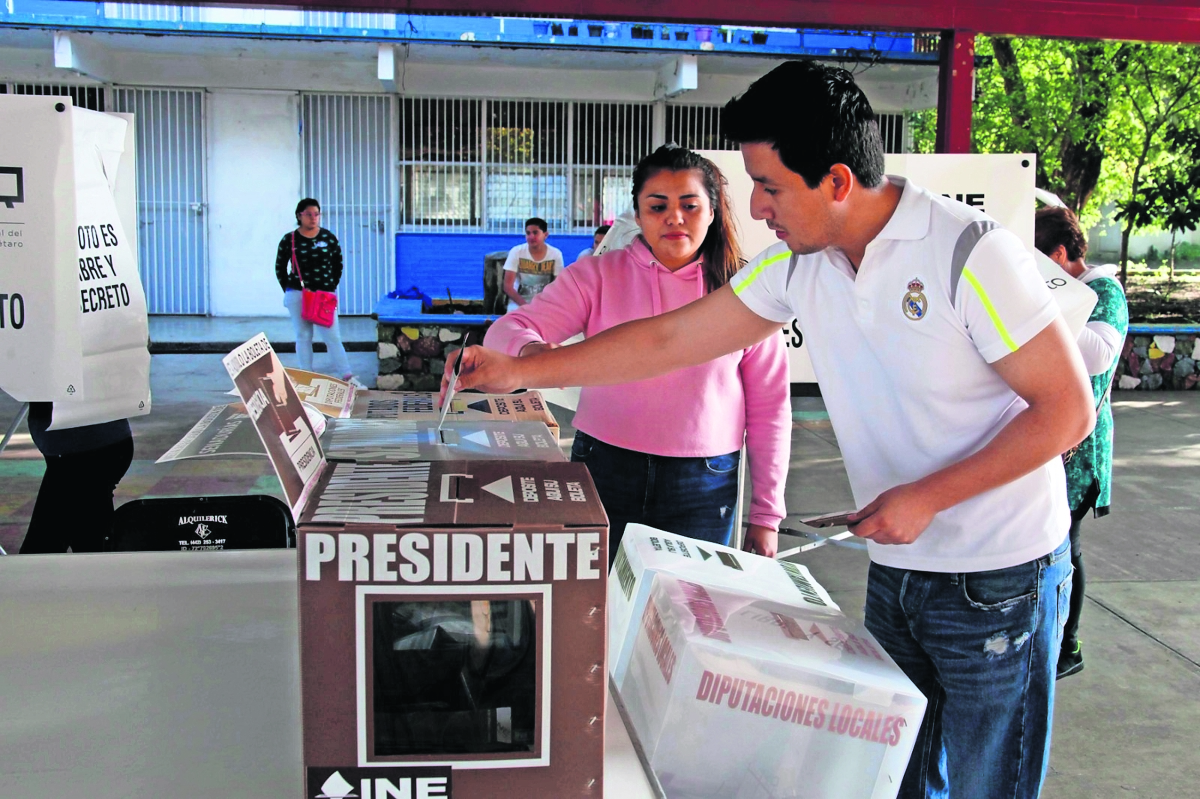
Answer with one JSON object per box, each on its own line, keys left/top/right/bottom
{"left": 1035, "top": 205, "right": 1129, "bottom": 679}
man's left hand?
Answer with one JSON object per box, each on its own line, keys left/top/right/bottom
{"left": 848, "top": 483, "right": 938, "bottom": 545}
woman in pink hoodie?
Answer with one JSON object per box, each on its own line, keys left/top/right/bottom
{"left": 484, "top": 145, "right": 790, "bottom": 560}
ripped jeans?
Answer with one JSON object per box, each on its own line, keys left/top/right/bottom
{"left": 864, "top": 535, "right": 1072, "bottom": 799}
{"left": 569, "top": 430, "right": 740, "bottom": 566}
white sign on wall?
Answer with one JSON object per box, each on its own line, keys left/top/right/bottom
{"left": 700, "top": 151, "right": 1093, "bottom": 385}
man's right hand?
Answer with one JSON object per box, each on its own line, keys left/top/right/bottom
{"left": 440, "top": 346, "right": 524, "bottom": 400}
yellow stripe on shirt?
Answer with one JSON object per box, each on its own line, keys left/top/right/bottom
{"left": 733, "top": 250, "right": 791, "bottom": 296}
{"left": 961, "top": 266, "right": 1019, "bottom": 353}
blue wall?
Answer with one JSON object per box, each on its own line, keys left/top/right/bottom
{"left": 394, "top": 232, "right": 595, "bottom": 300}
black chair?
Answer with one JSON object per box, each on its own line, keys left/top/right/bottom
{"left": 107, "top": 495, "right": 296, "bottom": 552}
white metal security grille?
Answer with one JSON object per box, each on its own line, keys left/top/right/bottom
{"left": 668, "top": 104, "right": 906, "bottom": 155}
{"left": 399, "top": 98, "right": 653, "bottom": 234}
{"left": 110, "top": 87, "right": 209, "bottom": 314}
{"left": 10, "top": 83, "right": 106, "bottom": 111}
{"left": 301, "top": 93, "right": 394, "bottom": 315}
{"left": 665, "top": 104, "right": 732, "bottom": 151}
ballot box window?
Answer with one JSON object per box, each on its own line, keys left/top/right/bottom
{"left": 361, "top": 588, "right": 549, "bottom": 765}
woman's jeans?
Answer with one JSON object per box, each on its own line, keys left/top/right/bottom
{"left": 569, "top": 430, "right": 740, "bottom": 564}
{"left": 864, "top": 535, "right": 1072, "bottom": 799}
{"left": 284, "top": 289, "right": 351, "bottom": 378}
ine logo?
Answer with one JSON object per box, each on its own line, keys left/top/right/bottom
{"left": 308, "top": 766, "right": 452, "bottom": 799}
{"left": 0, "top": 167, "right": 24, "bottom": 209}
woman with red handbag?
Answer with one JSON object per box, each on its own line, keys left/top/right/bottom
{"left": 274, "top": 198, "right": 362, "bottom": 386}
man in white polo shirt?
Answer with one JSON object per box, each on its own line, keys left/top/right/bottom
{"left": 444, "top": 61, "right": 1094, "bottom": 798}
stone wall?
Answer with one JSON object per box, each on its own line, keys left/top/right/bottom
{"left": 375, "top": 320, "right": 491, "bottom": 390}
{"left": 1116, "top": 333, "right": 1200, "bottom": 391}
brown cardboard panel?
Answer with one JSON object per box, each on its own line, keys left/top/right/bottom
{"left": 322, "top": 419, "right": 565, "bottom": 463}
{"left": 299, "top": 461, "right": 609, "bottom": 799}
{"left": 353, "top": 390, "right": 560, "bottom": 433}
{"left": 300, "top": 461, "right": 607, "bottom": 529}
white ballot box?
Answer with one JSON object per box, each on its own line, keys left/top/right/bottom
{"left": 618, "top": 573, "right": 926, "bottom": 799}
{"left": 609, "top": 525, "right": 841, "bottom": 686}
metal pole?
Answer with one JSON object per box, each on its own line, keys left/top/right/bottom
{"left": 0, "top": 402, "right": 29, "bottom": 456}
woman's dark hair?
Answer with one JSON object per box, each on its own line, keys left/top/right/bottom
{"left": 295, "top": 198, "right": 321, "bottom": 223}
{"left": 1035, "top": 206, "right": 1088, "bottom": 262}
{"left": 723, "top": 61, "right": 885, "bottom": 190}
{"left": 631, "top": 145, "right": 742, "bottom": 293}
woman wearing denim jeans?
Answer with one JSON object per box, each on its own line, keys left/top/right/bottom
{"left": 484, "top": 146, "right": 791, "bottom": 562}
{"left": 274, "top": 198, "right": 362, "bottom": 387}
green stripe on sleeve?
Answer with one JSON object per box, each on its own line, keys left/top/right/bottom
{"left": 733, "top": 250, "right": 791, "bottom": 296}
{"left": 961, "top": 267, "right": 1019, "bottom": 352}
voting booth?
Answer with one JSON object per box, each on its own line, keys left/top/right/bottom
{"left": 0, "top": 95, "right": 151, "bottom": 425}
{"left": 609, "top": 527, "right": 926, "bottom": 799}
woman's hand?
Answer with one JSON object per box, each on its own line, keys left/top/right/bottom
{"left": 518, "top": 342, "right": 559, "bottom": 357}
{"left": 743, "top": 524, "right": 779, "bottom": 558}
{"left": 440, "top": 345, "right": 525, "bottom": 400}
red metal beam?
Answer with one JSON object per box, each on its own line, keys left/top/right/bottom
{"left": 935, "top": 29, "right": 974, "bottom": 153}
{"left": 208, "top": 0, "right": 1200, "bottom": 45}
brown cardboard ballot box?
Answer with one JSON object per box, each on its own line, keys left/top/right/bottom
{"left": 298, "top": 459, "right": 609, "bottom": 799}
{"left": 353, "top": 390, "right": 560, "bottom": 434}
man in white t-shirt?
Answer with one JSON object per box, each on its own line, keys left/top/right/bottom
{"left": 503, "top": 217, "right": 564, "bottom": 313}
{"left": 446, "top": 62, "right": 1093, "bottom": 799}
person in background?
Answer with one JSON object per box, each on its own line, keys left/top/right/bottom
{"left": 485, "top": 145, "right": 790, "bottom": 560}
{"left": 449, "top": 62, "right": 1094, "bottom": 798}
{"left": 20, "top": 406, "right": 133, "bottom": 553}
{"left": 576, "top": 224, "right": 612, "bottom": 261}
{"left": 502, "top": 217, "right": 565, "bottom": 312}
{"left": 1035, "top": 205, "right": 1129, "bottom": 680}
{"left": 275, "top": 198, "right": 363, "bottom": 387}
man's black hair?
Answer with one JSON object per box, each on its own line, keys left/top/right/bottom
{"left": 525, "top": 217, "right": 548, "bottom": 233}
{"left": 594, "top": 224, "right": 611, "bottom": 236}
{"left": 723, "top": 61, "right": 885, "bottom": 189}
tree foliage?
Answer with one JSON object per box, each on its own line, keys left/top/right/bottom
{"left": 967, "top": 36, "right": 1200, "bottom": 280}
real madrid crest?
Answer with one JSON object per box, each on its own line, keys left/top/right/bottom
{"left": 902, "top": 278, "right": 928, "bottom": 321}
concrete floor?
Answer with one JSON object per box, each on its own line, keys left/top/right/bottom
{"left": 0, "top": 348, "right": 1196, "bottom": 798}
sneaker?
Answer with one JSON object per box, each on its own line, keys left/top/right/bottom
{"left": 345, "top": 376, "right": 368, "bottom": 389}
{"left": 1056, "top": 640, "right": 1084, "bottom": 680}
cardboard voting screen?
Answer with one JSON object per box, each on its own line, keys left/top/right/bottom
{"left": 321, "top": 418, "right": 565, "bottom": 463}
{"left": 223, "top": 334, "right": 325, "bottom": 516}
{"left": 0, "top": 97, "right": 86, "bottom": 402}
{"left": 619, "top": 574, "right": 926, "bottom": 799}
{"left": 297, "top": 459, "right": 609, "bottom": 799}
{"left": 609, "top": 525, "right": 840, "bottom": 687}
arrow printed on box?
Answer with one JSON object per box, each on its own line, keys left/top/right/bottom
{"left": 481, "top": 476, "right": 514, "bottom": 503}
{"left": 463, "top": 430, "right": 491, "bottom": 447}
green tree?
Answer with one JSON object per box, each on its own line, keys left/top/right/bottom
{"left": 1116, "top": 125, "right": 1200, "bottom": 279}
{"left": 1107, "top": 43, "right": 1200, "bottom": 281}
{"left": 972, "top": 36, "right": 1120, "bottom": 215}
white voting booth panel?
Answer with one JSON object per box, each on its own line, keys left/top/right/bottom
{"left": 0, "top": 96, "right": 151, "bottom": 426}
{"left": 618, "top": 574, "right": 926, "bottom": 799}
{"left": 697, "top": 151, "right": 1097, "bottom": 385}
{"left": 609, "top": 525, "right": 840, "bottom": 687}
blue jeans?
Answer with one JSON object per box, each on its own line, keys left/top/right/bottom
{"left": 283, "top": 289, "right": 351, "bottom": 378}
{"left": 864, "top": 536, "right": 1072, "bottom": 799}
{"left": 569, "top": 430, "right": 740, "bottom": 565}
